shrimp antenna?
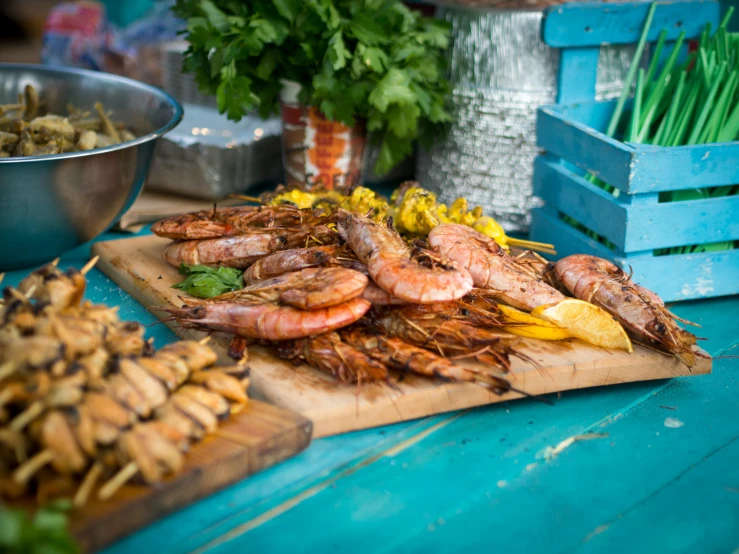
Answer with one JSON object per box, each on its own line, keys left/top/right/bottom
{"left": 229, "top": 194, "right": 265, "bottom": 205}
{"left": 507, "top": 386, "right": 555, "bottom": 406}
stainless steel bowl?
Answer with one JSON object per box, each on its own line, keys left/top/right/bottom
{"left": 0, "top": 63, "right": 183, "bottom": 270}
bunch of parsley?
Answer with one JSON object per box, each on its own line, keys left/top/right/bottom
{"left": 172, "top": 0, "right": 452, "bottom": 175}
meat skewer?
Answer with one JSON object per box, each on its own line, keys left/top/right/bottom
{"left": 0, "top": 259, "right": 251, "bottom": 504}
{"left": 7, "top": 341, "right": 248, "bottom": 502}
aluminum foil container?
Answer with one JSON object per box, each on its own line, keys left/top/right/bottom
{"left": 417, "top": 7, "right": 634, "bottom": 232}
{"left": 147, "top": 104, "right": 283, "bottom": 200}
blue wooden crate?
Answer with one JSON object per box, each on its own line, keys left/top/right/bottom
{"left": 529, "top": 0, "right": 739, "bottom": 301}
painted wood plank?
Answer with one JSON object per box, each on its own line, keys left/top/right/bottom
{"left": 625, "top": 194, "right": 739, "bottom": 250}
{"left": 537, "top": 106, "right": 634, "bottom": 191}
{"left": 534, "top": 157, "right": 739, "bottom": 250}
{"left": 101, "top": 416, "right": 454, "bottom": 554}
{"left": 533, "top": 156, "right": 628, "bottom": 249}
{"left": 539, "top": 101, "right": 739, "bottom": 193}
{"left": 623, "top": 248, "right": 739, "bottom": 300}
{"left": 530, "top": 207, "right": 623, "bottom": 259}
{"left": 557, "top": 49, "right": 600, "bottom": 104}
{"left": 542, "top": 0, "right": 719, "bottom": 48}
{"left": 190, "top": 381, "right": 668, "bottom": 554}
{"left": 575, "top": 435, "right": 739, "bottom": 553}
{"left": 630, "top": 142, "right": 739, "bottom": 192}
{"left": 552, "top": 98, "right": 617, "bottom": 132}
{"left": 388, "top": 357, "right": 738, "bottom": 554}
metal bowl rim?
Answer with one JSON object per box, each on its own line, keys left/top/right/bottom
{"left": 0, "top": 63, "right": 184, "bottom": 164}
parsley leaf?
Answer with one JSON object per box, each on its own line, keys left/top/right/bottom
{"left": 173, "top": 264, "right": 244, "bottom": 298}
{"left": 349, "top": 14, "right": 390, "bottom": 45}
{"left": 272, "top": 0, "right": 300, "bottom": 23}
{"left": 368, "top": 68, "right": 415, "bottom": 112}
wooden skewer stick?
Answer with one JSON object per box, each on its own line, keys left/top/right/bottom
{"left": 0, "top": 361, "right": 15, "bottom": 382}
{"left": 50, "top": 258, "right": 60, "bottom": 268}
{"left": 12, "top": 449, "right": 54, "bottom": 486}
{"left": 9, "top": 401, "right": 44, "bottom": 432}
{"left": 80, "top": 255, "right": 100, "bottom": 276}
{"left": 0, "top": 387, "right": 15, "bottom": 407}
{"left": 228, "top": 194, "right": 263, "bottom": 203}
{"left": 0, "top": 273, "right": 5, "bottom": 287}
{"left": 74, "top": 462, "right": 103, "bottom": 508}
{"left": 98, "top": 461, "right": 138, "bottom": 501}
{"left": 198, "top": 336, "right": 212, "bottom": 346}
{"left": 7, "top": 288, "right": 30, "bottom": 303}
{"left": 23, "top": 284, "right": 36, "bottom": 299}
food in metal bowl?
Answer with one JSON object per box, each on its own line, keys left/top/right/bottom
{"left": 0, "top": 84, "right": 138, "bottom": 158}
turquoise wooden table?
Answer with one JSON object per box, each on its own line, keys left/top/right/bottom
{"left": 5, "top": 229, "right": 738, "bottom": 554}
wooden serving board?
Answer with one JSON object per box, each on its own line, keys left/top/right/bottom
{"left": 92, "top": 235, "right": 711, "bottom": 438}
{"left": 9, "top": 400, "right": 312, "bottom": 553}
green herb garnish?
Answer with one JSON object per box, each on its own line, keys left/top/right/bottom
{"left": 0, "top": 500, "right": 80, "bottom": 554}
{"left": 173, "top": 263, "right": 244, "bottom": 299}
{"left": 172, "top": 0, "right": 452, "bottom": 175}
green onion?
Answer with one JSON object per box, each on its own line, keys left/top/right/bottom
{"left": 644, "top": 29, "right": 668, "bottom": 92}
{"left": 628, "top": 69, "right": 645, "bottom": 141}
{"left": 606, "top": 2, "right": 657, "bottom": 137}
{"left": 687, "top": 61, "right": 727, "bottom": 144}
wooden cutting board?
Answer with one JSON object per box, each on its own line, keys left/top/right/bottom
{"left": 10, "top": 400, "right": 312, "bottom": 553}
{"left": 92, "top": 235, "right": 711, "bottom": 438}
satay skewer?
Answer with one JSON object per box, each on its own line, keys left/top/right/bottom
{"left": 80, "top": 255, "right": 99, "bottom": 276}
{"left": 7, "top": 351, "right": 247, "bottom": 504}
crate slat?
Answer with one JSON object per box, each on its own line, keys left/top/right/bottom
{"left": 533, "top": 156, "right": 628, "bottom": 247}
{"left": 542, "top": 0, "right": 719, "bottom": 47}
{"left": 533, "top": 156, "right": 739, "bottom": 251}
{"left": 537, "top": 105, "right": 635, "bottom": 191}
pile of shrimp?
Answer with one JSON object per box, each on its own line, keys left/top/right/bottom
{"left": 152, "top": 193, "right": 703, "bottom": 396}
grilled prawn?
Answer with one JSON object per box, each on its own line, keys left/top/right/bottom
{"left": 273, "top": 332, "right": 389, "bottom": 384}
{"left": 337, "top": 211, "right": 473, "bottom": 303}
{"left": 163, "top": 225, "right": 338, "bottom": 269}
{"left": 341, "top": 328, "right": 513, "bottom": 392}
{"left": 152, "top": 205, "right": 324, "bottom": 240}
{"left": 554, "top": 255, "right": 702, "bottom": 367}
{"left": 429, "top": 224, "right": 564, "bottom": 311}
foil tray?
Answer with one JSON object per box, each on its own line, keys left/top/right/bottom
{"left": 147, "top": 103, "right": 283, "bottom": 200}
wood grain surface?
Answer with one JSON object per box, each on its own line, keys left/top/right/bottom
{"left": 91, "top": 235, "right": 711, "bottom": 438}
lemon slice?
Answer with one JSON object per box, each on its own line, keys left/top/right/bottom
{"left": 531, "top": 299, "right": 633, "bottom": 352}
{"left": 498, "top": 304, "right": 573, "bottom": 341}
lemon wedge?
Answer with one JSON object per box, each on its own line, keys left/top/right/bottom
{"left": 531, "top": 299, "right": 633, "bottom": 352}
{"left": 498, "top": 304, "right": 573, "bottom": 341}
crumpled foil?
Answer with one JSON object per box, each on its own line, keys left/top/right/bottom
{"left": 147, "top": 104, "right": 283, "bottom": 200}
{"left": 417, "top": 8, "right": 634, "bottom": 232}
